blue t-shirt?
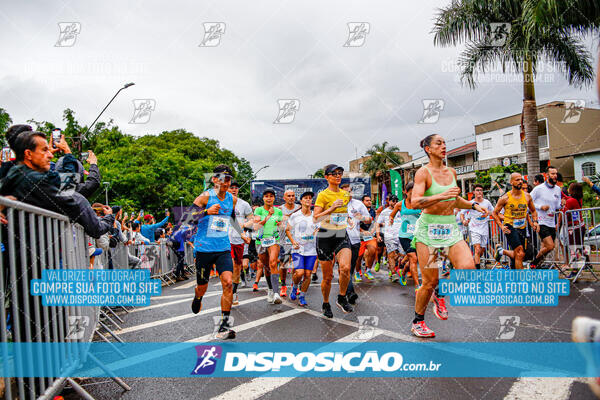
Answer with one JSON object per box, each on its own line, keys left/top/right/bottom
{"left": 194, "top": 189, "right": 234, "bottom": 253}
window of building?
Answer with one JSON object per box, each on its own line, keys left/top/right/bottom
{"left": 482, "top": 138, "right": 492, "bottom": 150}
{"left": 539, "top": 134, "right": 548, "bottom": 149}
{"left": 503, "top": 133, "right": 513, "bottom": 145}
{"left": 358, "top": 163, "right": 363, "bottom": 171}
{"left": 582, "top": 161, "right": 596, "bottom": 176}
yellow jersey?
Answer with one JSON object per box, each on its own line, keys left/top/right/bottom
{"left": 315, "top": 188, "right": 351, "bottom": 230}
{"left": 504, "top": 190, "right": 528, "bottom": 229}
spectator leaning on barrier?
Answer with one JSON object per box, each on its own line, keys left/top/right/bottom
{"left": 171, "top": 224, "right": 192, "bottom": 281}
{"left": 140, "top": 211, "right": 170, "bottom": 242}
{"left": 0, "top": 130, "right": 114, "bottom": 238}
{"left": 131, "top": 221, "right": 150, "bottom": 244}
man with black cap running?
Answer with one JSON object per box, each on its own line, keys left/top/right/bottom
{"left": 190, "top": 164, "right": 244, "bottom": 340}
{"left": 313, "top": 164, "right": 353, "bottom": 318}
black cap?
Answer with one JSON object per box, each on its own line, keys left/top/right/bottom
{"left": 213, "top": 164, "right": 233, "bottom": 176}
{"left": 324, "top": 164, "right": 344, "bottom": 175}
{"left": 111, "top": 205, "right": 122, "bottom": 214}
{"left": 230, "top": 181, "right": 240, "bottom": 188}
{"left": 263, "top": 188, "right": 276, "bottom": 196}
{"left": 300, "top": 191, "right": 314, "bottom": 199}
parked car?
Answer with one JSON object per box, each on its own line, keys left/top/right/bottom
{"left": 584, "top": 224, "right": 600, "bottom": 251}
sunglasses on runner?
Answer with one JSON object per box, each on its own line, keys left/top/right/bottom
{"left": 327, "top": 171, "right": 343, "bottom": 177}
{"left": 214, "top": 173, "right": 233, "bottom": 182}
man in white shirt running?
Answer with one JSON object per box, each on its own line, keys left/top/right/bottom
{"left": 461, "top": 184, "right": 494, "bottom": 269}
{"left": 376, "top": 195, "right": 401, "bottom": 282}
{"left": 529, "top": 166, "right": 563, "bottom": 268}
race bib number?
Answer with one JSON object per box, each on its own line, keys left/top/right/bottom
{"left": 330, "top": 213, "right": 347, "bottom": 226}
{"left": 261, "top": 237, "right": 276, "bottom": 247}
{"left": 361, "top": 234, "right": 374, "bottom": 242}
{"left": 210, "top": 216, "right": 229, "bottom": 232}
{"left": 428, "top": 224, "right": 453, "bottom": 240}
{"left": 406, "top": 224, "right": 416, "bottom": 234}
{"left": 512, "top": 218, "right": 526, "bottom": 228}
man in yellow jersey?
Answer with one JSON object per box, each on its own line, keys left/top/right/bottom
{"left": 491, "top": 173, "right": 539, "bottom": 269}
{"left": 313, "top": 164, "right": 353, "bottom": 318}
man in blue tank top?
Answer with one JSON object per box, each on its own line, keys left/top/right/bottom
{"left": 190, "top": 164, "right": 244, "bottom": 340}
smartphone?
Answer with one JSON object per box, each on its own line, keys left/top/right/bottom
{"left": 80, "top": 152, "right": 89, "bottom": 161}
{"left": 1, "top": 147, "right": 11, "bottom": 162}
{"left": 165, "top": 208, "right": 169, "bottom": 214}
{"left": 52, "top": 128, "right": 62, "bottom": 149}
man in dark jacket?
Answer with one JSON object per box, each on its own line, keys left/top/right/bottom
{"left": 0, "top": 130, "right": 113, "bottom": 238}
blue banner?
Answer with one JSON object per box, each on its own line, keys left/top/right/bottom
{"left": 251, "top": 178, "right": 371, "bottom": 206}
{"left": 2, "top": 342, "right": 598, "bottom": 378}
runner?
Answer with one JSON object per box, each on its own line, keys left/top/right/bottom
{"left": 285, "top": 191, "right": 318, "bottom": 306}
{"left": 228, "top": 181, "right": 252, "bottom": 306}
{"left": 410, "top": 134, "right": 489, "bottom": 338}
{"left": 190, "top": 164, "right": 242, "bottom": 340}
{"left": 529, "top": 166, "right": 562, "bottom": 268}
{"left": 278, "top": 189, "right": 300, "bottom": 298}
{"left": 313, "top": 164, "right": 354, "bottom": 317}
{"left": 254, "top": 188, "right": 284, "bottom": 304}
{"left": 461, "top": 184, "right": 494, "bottom": 270}
{"left": 357, "top": 194, "right": 377, "bottom": 281}
{"left": 376, "top": 195, "right": 401, "bottom": 282}
{"left": 492, "top": 172, "right": 539, "bottom": 269}
{"left": 390, "top": 182, "right": 421, "bottom": 288}
{"left": 342, "top": 181, "right": 371, "bottom": 304}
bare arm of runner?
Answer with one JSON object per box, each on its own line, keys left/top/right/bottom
{"left": 526, "top": 193, "right": 540, "bottom": 232}
{"left": 492, "top": 194, "right": 510, "bottom": 234}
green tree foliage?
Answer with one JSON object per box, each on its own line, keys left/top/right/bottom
{"left": 0, "top": 108, "right": 12, "bottom": 138}
{"left": 313, "top": 168, "right": 324, "bottom": 178}
{"left": 16, "top": 108, "right": 253, "bottom": 214}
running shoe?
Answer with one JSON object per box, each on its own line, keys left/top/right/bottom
{"left": 390, "top": 272, "right": 400, "bottom": 283}
{"left": 364, "top": 270, "right": 374, "bottom": 280}
{"left": 411, "top": 321, "right": 435, "bottom": 338}
{"left": 239, "top": 280, "right": 246, "bottom": 288}
{"left": 289, "top": 286, "right": 298, "bottom": 301}
{"left": 572, "top": 316, "right": 600, "bottom": 397}
{"left": 280, "top": 286, "right": 287, "bottom": 298}
{"left": 191, "top": 296, "right": 202, "bottom": 314}
{"left": 382, "top": 257, "right": 388, "bottom": 266}
{"left": 374, "top": 262, "right": 380, "bottom": 272}
{"left": 336, "top": 294, "right": 353, "bottom": 313}
{"left": 252, "top": 282, "right": 258, "bottom": 292}
{"left": 298, "top": 294, "right": 307, "bottom": 307}
{"left": 267, "top": 289, "right": 274, "bottom": 303}
{"left": 312, "top": 273, "right": 318, "bottom": 282}
{"left": 215, "top": 319, "right": 236, "bottom": 340}
{"left": 232, "top": 294, "right": 239, "bottom": 306}
{"left": 322, "top": 302, "right": 333, "bottom": 318}
{"left": 347, "top": 292, "right": 358, "bottom": 305}
{"left": 432, "top": 294, "right": 448, "bottom": 320}
{"left": 273, "top": 293, "right": 283, "bottom": 304}
{"left": 494, "top": 244, "right": 503, "bottom": 262}
{"left": 354, "top": 272, "right": 362, "bottom": 282}
{"left": 279, "top": 276, "right": 282, "bottom": 285}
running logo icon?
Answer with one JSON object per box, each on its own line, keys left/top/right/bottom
{"left": 65, "top": 316, "right": 89, "bottom": 340}
{"left": 199, "top": 23, "right": 226, "bottom": 47}
{"left": 497, "top": 316, "right": 520, "bottom": 340}
{"left": 561, "top": 100, "right": 585, "bottom": 123}
{"left": 418, "top": 99, "right": 444, "bottom": 124}
{"left": 129, "top": 99, "right": 156, "bottom": 124}
{"left": 488, "top": 23, "right": 511, "bottom": 47}
{"left": 191, "top": 345, "right": 222, "bottom": 375}
{"left": 55, "top": 22, "right": 81, "bottom": 47}
{"left": 344, "top": 23, "right": 370, "bottom": 47}
{"left": 274, "top": 99, "right": 300, "bottom": 124}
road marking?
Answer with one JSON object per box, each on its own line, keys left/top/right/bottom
{"left": 209, "top": 327, "right": 383, "bottom": 400}
{"left": 503, "top": 377, "right": 580, "bottom": 400}
{"left": 116, "top": 296, "right": 267, "bottom": 334}
{"left": 186, "top": 308, "right": 305, "bottom": 343}
{"left": 143, "top": 288, "right": 258, "bottom": 307}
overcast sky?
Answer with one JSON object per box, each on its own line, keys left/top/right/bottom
{"left": 1, "top": 0, "right": 598, "bottom": 179}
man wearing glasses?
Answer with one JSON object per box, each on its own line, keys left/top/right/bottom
{"left": 190, "top": 164, "right": 242, "bottom": 340}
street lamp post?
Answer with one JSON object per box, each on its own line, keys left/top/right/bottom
{"left": 179, "top": 196, "right": 184, "bottom": 209}
{"left": 103, "top": 182, "right": 110, "bottom": 205}
{"left": 238, "top": 165, "right": 269, "bottom": 191}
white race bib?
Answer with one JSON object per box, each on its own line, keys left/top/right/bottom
{"left": 210, "top": 216, "right": 230, "bottom": 232}
{"left": 261, "top": 237, "right": 276, "bottom": 247}
{"left": 301, "top": 234, "right": 314, "bottom": 241}
{"left": 428, "top": 224, "right": 453, "bottom": 240}
{"left": 361, "top": 234, "right": 374, "bottom": 242}
{"left": 330, "top": 213, "right": 347, "bottom": 226}
{"left": 512, "top": 218, "right": 526, "bottom": 228}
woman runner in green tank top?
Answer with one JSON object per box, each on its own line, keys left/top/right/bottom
{"left": 409, "top": 134, "right": 489, "bottom": 339}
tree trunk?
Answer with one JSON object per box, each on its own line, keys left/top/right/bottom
{"left": 523, "top": 55, "right": 540, "bottom": 177}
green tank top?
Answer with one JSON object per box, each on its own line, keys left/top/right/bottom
{"left": 423, "top": 166, "right": 457, "bottom": 202}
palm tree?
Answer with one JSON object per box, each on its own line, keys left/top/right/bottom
{"left": 363, "top": 142, "right": 404, "bottom": 200}
{"left": 313, "top": 168, "right": 325, "bottom": 178}
{"left": 433, "top": 0, "right": 598, "bottom": 176}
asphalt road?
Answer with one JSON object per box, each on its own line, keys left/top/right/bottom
{"left": 63, "top": 269, "right": 600, "bottom": 400}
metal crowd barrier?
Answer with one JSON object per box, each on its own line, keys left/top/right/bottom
{"left": 0, "top": 196, "right": 96, "bottom": 400}
{"left": 464, "top": 207, "right": 600, "bottom": 282}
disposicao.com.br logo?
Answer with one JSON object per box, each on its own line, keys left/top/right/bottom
{"left": 221, "top": 351, "right": 441, "bottom": 374}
